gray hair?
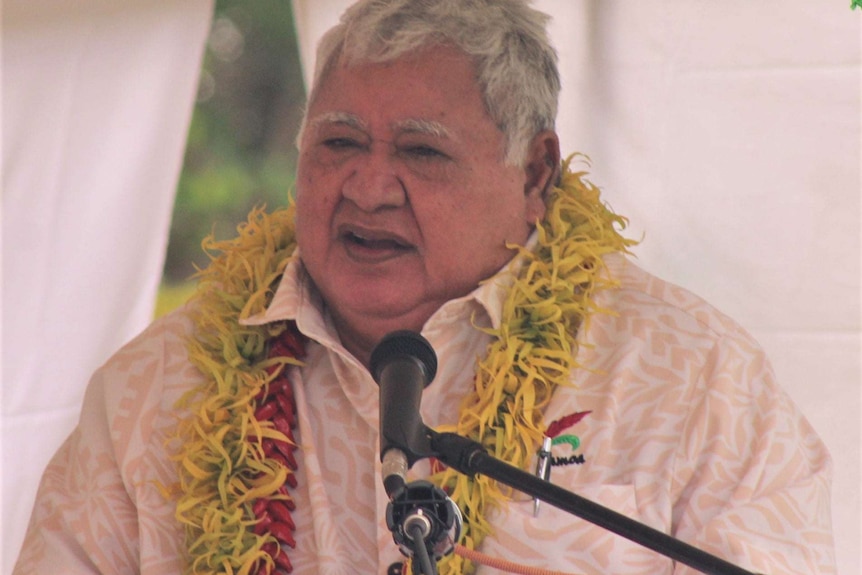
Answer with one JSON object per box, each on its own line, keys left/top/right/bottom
{"left": 304, "top": 0, "right": 560, "bottom": 166}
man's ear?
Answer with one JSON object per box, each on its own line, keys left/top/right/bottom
{"left": 523, "top": 130, "right": 561, "bottom": 223}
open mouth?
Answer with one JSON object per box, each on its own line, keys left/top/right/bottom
{"left": 342, "top": 230, "right": 413, "bottom": 256}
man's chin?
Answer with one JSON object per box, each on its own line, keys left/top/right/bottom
{"left": 330, "top": 289, "right": 436, "bottom": 332}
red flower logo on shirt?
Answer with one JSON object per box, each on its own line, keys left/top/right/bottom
{"left": 546, "top": 410, "right": 591, "bottom": 467}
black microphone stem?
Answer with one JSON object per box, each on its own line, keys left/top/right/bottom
{"left": 408, "top": 524, "right": 438, "bottom": 575}
{"left": 430, "top": 431, "right": 760, "bottom": 575}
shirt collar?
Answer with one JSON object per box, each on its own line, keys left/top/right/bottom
{"left": 241, "top": 232, "right": 537, "bottom": 340}
{"left": 239, "top": 248, "right": 341, "bottom": 350}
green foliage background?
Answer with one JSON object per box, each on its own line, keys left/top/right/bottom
{"left": 162, "top": 0, "right": 306, "bottom": 289}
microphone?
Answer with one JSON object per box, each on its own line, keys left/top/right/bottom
{"left": 370, "top": 331, "right": 438, "bottom": 499}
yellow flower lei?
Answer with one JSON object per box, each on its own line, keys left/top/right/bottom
{"left": 433, "top": 157, "right": 635, "bottom": 574}
{"left": 171, "top": 156, "right": 635, "bottom": 575}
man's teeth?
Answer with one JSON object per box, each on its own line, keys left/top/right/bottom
{"left": 350, "top": 232, "right": 370, "bottom": 245}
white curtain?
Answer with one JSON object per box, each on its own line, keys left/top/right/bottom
{"left": 1, "top": 0, "right": 213, "bottom": 571}
{"left": 293, "top": 0, "right": 862, "bottom": 571}
{"left": 2, "top": 1, "right": 858, "bottom": 574}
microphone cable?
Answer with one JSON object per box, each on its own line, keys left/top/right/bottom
{"left": 452, "top": 544, "right": 580, "bottom": 575}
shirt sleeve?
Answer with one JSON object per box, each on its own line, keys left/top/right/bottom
{"left": 13, "top": 371, "right": 142, "bottom": 574}
{"left": 669, "top": 331, "right": 835, "bottom": 575}
{"left": 13, "top": 315, "right": 192, "bottom": 575}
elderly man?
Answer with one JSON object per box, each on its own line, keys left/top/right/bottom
{"left": 14, "top": 1, "right": 834, "bottom": 575}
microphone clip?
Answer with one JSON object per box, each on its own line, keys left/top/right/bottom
{"left": 385, "top": 480, "right": 463, "bottom": 572}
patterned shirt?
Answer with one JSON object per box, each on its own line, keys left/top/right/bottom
{"left": 13, "top": 253, "right": 835, "bottom": 575}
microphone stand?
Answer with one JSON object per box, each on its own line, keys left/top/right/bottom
{"left": 426, "top": 429, "right": 761, "bottom": 575}
{"left": 370, "top": 331, "right": 760, "bottom": 575}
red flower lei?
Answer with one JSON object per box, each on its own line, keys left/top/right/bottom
{"left": 249, "top": 325, "right": 306, "bottom": 574}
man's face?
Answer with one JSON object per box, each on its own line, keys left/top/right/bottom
{"left": 295, "top": 44, "right": 548, "bottom": 352}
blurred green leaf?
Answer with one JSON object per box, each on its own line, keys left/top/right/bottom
{"left": 161, "top": 0, "right": 306, "bottom": 288}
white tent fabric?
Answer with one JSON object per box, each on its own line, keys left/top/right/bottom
{"left": 1, "top": 0, "right": 213, "bottom": 572}
{"left": 1, "top": 1, "right": 859, "bottom": 574}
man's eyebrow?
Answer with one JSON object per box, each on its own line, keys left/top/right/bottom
{"left": 307, "top": 111, "right": 368, "bottom": 132}
{"left": 306, "top": 113, "right": 452, "bottom": 140}
{"left": 394, "top": 118, "right": 452, "bottom": 139}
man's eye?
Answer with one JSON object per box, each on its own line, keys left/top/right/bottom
{"left": 323, "top": 137, "right": 361, "bottom": 149}
{"left": 404, "top": 145, "right": 446, "bottom": 159}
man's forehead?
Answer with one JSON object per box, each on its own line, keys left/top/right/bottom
{"left": 307, "top": 111, "right": 453, "bottom": 139}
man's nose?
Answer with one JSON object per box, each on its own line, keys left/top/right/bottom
{"left": 341, "top": 148, "right": 407, "bottom": 211}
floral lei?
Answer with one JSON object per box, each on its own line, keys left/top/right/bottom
{"left": 170, "top": 156, "right": 635, "bottom": 575}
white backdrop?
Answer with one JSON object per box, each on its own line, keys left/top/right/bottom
{"left": 1, "top": 0, "right": 213, "bottom": 572}
{"left": 2, "top": 1, "right": 859, "bottom": 574}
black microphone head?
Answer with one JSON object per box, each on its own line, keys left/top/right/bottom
{"left": 370, "top": 331, "right": 438, "bottom": 386}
